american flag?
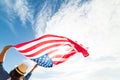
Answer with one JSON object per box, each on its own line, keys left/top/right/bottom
{"left": 14, "top": 34, "right": 89, "bottom": 68}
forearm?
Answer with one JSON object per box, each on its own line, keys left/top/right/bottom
{"left": 0, "top": 45, "right": 12, "bottom": 62}
{"left": 24, "top": 64, "right": 38, "bottom": 80}
{"left": 30, "top": 64, "right": 38, "bottom": 73}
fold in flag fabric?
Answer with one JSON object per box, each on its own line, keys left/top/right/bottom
{"left": 13, "top": 34, "right": 89, "bottom": 68}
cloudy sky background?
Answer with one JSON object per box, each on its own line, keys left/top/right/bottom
{"left": 0, "top": 0, "right": 120, "bottom": 80}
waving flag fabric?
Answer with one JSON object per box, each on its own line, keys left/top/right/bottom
{"left": 14, "top": 34, "right": 89, "bottom": 68}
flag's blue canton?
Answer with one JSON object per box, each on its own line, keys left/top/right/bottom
{"left": 31, "top": 54, "right": 53, "bottom": 68}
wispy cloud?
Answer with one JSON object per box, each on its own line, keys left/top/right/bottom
{"left": 13, "top": 0, "right": 34, "bottom": 25}
{"left": 4, "top": 0, "right": 34, "bottom": 26}
{"left": 33, "top": 0, "right": 62, "bottom": 37}
{"left": 33, "top": 1, "right": 52, "bottom": 37}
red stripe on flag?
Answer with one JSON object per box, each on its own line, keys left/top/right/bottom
{"left": 47, "top": 49, "right": 58, "bottom": 55}
{"left": 14, "top": 34, "right": 66, "bottom": 48}
{"left": 25, "top": 43, "right": 63, "bottom": 57}
{"left": 53, "top": 49, "right": 76, "bottom": 65}
{"left": 52, "top": 54, "right": 64, "bottom": 58}
{"left": 67, "top": 38, "right": 89, "bottom": 57}
{"left": 18, "top": 40, "right": 68, "bottom": 53}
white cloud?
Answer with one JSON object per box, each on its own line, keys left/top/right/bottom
{"left": 5, "top": 0, "right": 33, "bottom": 25}
{"left": 34, "top": 1, "right": 54, "bottom": 37}
{"left": 45, "top": 0, "right": 120, "bottom": 57}
{"left": 31, "top": 0, "right": 120, "bottom": 80}
{"left": 13, "top": 0, "right": 34, "bottom": 25}
{"left": 4, "top": 0, "right": 34, "bottom": 32}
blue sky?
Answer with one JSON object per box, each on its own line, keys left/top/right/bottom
{"left": 0, "top": 0, "right": 120, "bottom": 80}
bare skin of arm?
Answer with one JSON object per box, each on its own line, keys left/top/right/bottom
{"left": 0, "top": 45, "right": 12, "bottom": 62}
{"left": 29, "top": 64, "right": 38, "bottom": 73}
